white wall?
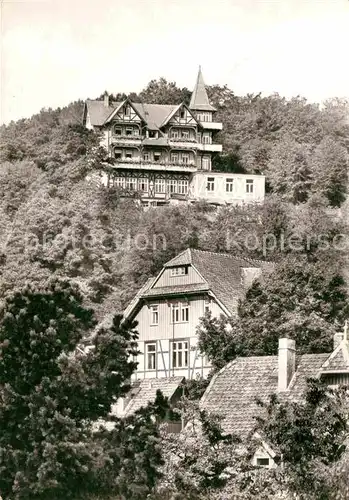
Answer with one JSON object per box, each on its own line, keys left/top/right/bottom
{"left": 132, "top": 296, "right": 224, "bottom": 380}
{"left": 190, "top": 172, "right": 265, "bottom": 205}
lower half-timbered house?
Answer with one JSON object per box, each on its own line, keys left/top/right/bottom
{"left": 123, "top": 248, "right": 273, "bottom": 380}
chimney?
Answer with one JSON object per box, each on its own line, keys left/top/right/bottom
{"left": 333, "top": 332, "right": 344, "bottom": 350}
{"left": 278, "top": 338, "right": 296, "bottom": 391}
{"left": 104, "top": 92, "right": 109, "bottom": 107}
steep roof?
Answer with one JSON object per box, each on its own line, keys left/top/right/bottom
{"left": 200, "top": 353, "right": 329, "bottom": 439}
{"left": 320, "top": 335, "right": 349, "bottom": 373}
{"left": 163, "top": 248, "right": 273, "bottom": 314}
{"left": 123, "top": 376, "right": 184, "bottom": 417}
{"left": 84, "top": 99, "right": 121, "bottom": 126}
{"left": 189, "top": 66, "right": 216, "bottom": 112}
{"left": 84, "top": 99, "right": 178, "bottom": 129}
{"left": 124, "top": 248, "right": 273, "bottom": 319}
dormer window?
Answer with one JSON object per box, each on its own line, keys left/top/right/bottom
{"left": 180, "top": 109, "right": 185, "bottom": 119}
{"left": 170, "top": 266, "right": 188, "bottom": 277}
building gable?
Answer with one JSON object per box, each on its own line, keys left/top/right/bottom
{"left": 166, "top": 103, "right": 198, "bottom": 127}
{"left": 105, "top": 99, "right": 144, "bottom": 124}
{"left": 152, "top": 263, "right": 205, "bottom": 289}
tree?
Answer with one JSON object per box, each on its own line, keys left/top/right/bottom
{"left": 0, "top": 281, "right": 142, "bottom": 499}
{"left": 139, "top": 78, "right": 191, "bottom": 105}
{"left": 197, "top": 255, "right": 349, "bottom": 370}
{"left": 255, "top": 378, "right": 349, "bottom": 499}
{"left": 267, "top": 137, "right": 313, "bottom": 203}
{"left": 311, "top": 137, "right": 349, "bottom": 207}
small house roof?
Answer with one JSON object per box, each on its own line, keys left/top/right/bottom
{"left": 123, "top": 376, "right": 184, "bottom": 417}
{"left": 200, "top": 353, "right": 329, "bottom": 439}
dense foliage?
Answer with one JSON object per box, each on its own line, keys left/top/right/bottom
{"left": 0, "top": 77, "right": 348, "bottom": 498}
{"left": 0, "top": 282, "right": 166, "bottom": 499}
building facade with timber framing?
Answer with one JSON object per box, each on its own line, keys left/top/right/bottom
{"left": 83, "top": 67, "right": 265, "bottom": 207}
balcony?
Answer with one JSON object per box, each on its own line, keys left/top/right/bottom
{"left": 199, "top": 121, "right": 223, "bottom": 130}
{"left": 109, "top": 158, "right": 198, "bottom": 173}
{"left": 110, "top": 134, "right": 143, "bottom": 145}
{"left": 197, "top": 143, "right": 223, "bottom": 152}
{"left": 169, "top": 138, "right": 198, "bottom": 149}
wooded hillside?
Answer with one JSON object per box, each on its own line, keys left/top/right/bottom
{"left": 0, "top": 79, "right": 348, "bottom": 351}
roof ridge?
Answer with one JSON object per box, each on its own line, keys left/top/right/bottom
{"left": 191, "top": 248, "right": 272, "bottom": 265}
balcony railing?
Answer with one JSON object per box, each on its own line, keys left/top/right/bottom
{"left": 111, "top": 134, "right": 142, "bottom": 140}
{"left": 111, "top": 158, "right": 197, "bottom": 170}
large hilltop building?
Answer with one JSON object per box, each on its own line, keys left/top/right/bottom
{"left": 83, "top": 68, "right": 265, "bottom": 207}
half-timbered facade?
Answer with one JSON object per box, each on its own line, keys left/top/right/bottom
{"left": 123, "top": 248, "right": 272, "bottom": 380}
{"left": 83, "top": 68, "right": 265, "bottom": 206}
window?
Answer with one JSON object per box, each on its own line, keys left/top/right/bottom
{"left": 171, "top": 129, "right": 179, "bottom": 139}
{"left": 180, "top": 109, "right": 185, "bottom": 119}
{"left": 171, "top": 153, "right": 179, "bottom": 163}
{"left": 155, "top": 178, "right": 166, "bottom": 193}
{"left": 226, "top": 178, "right": 234, "bottom": 192}
{"left": 125, "top": 151, "right": 133, "bottom": 159}
{"left": 204, "top": 297, "right": 210, "bottom": 314}
{"left": 182, "top": 154, "right": 189, "bottom": 164}
{"left": 146, "top": 342, "right": 157, "bottom": 370}
{"left": 171, "top": 302, "right": 190, "bottom": 323}
{"left": 177, "top": 180, "right": 188, "bottom": 195}
{"left": 181, "top": 303, "right": 189, "bottom": 322}
{"left": 150, "top": 305, "right": 159, "bottom": 325}
{"left": 124, "top": 106, "right": 130, "bottom": 116}
{"left": 154, "top": 152, "right": 161, "bottom": 162}
{"left": 149, "top": 130, "right": 157, "bottom": 138}
{"left": 207, "top": 177, "right": 215, "bottom": 191}
{"left": 256, "top": 458, "right": 270, "bottom": 467}
{"left": 203, "top": 133, "right": 211, "bottom": 144}
{"left": 114, "top": 177, "right": 125, "bottom": 189}
{"left": 246, "top": 179, "right": 254, "bottom": 193}
{"left": 168, "top": 180, "right": 177, "bottom": 193}
{"left": 138, "top": 178, "right": 148, "bottom": 192}
{"left": 197, "top": 132, "right": 202, "bottom": 143}
{"left": 114, "top": 149, "right": 122, "bottom": 160}
{"left": 202, "top": 157, "right": 210, "bottom": 170}
{"left": 143, "top": 153, "right": 150, "bottom": 161}
{"left": 170, "top": 266, "right": 188, "bottom": 277}
{"left": 125, "top": 127, "right": 133, "bottom": 136}
{"left": 125, "top": 178, "right": 136, "bottom": 191}
{"left": 114, "top": 127, "right": 122, "bottom": 135}
{"left": 182, "top": 130, "right": 190, "bottom": 139}
{"left": 172, "top": 341, "right": 189, "bottom": 368}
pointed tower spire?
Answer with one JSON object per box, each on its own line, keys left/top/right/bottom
{"left": 189, "top": 66, "right": 216, "bottom": 111}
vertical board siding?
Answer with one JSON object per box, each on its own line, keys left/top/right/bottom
{"left": 154, "top": 266, "right": 205, "bottom": 288}
{"left": 133, "top": 296, "right": 224, "bottom": 379}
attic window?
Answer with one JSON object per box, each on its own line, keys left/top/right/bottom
{"left": 256, "top": 458, "right": 270, "bottom": 467}
{"left": 170, "top": 266, "right": 188, "bottom": 277}
{"left": 180, "top": 109, "right": 185, "bottom": 119}
{"left": 124, "top": 106, "right": 130, "bottom": 116}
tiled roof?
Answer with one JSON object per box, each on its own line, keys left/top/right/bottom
{"left": 133, "top": 103, "right": 178, "bottom": 129}
{"left": 123, "top": 376, "right": 184, "bottom": 417}
{"left": 85, "top": 100, "right": 121, "bottom": 126}
{"left": 189, "top": 66, "right": 216, "bottom": 112}
{"left": 320, "top": 340, "right": 349, "bottom": 373}
{"left": 143, "top": 282, "right": 209, "bottom": 298}
{"left": 200, "top": 353, "right": 329, "bottom": 439}
{"left": 164, "top": 249, "right": 272, "bottom": 314}
{"left": 85, "top": 99, "right": 178, "bottom": 129}
{"left": 124, "top": 248, "right": 272, "bottom": 319}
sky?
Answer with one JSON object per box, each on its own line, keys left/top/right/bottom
{"left": 1, "top": 0, "right": 349, "bottom": 124}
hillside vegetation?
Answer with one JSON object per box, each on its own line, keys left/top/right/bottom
{"left": 0, "top": 79, "right": 348, "bottom": 347}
